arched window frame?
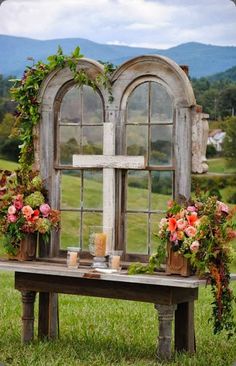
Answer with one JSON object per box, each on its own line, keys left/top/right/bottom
{"left": 38, "top": 55, "right": 196, "bottom": 261}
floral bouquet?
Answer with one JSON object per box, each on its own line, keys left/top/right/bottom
{"left": 158, "top": 194, "right": 236, "bottom": 337}
{"left": 0, "top": 170, "right": 60, "bottom": 256}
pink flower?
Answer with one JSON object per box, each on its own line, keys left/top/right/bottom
{"left": 7, "top": 214, "right": 17, "bottom": 223}
{"left": 217, "top": 201, "right": 229, "bottom": 214}
{"left": 13, "top": 194, "right": 23, "bottom": 210}
{"left": 190, "top": 240, "right": 200, "bottom": 253}
{"left": 185, "top": 226, "right": 197, "bottom": 237}
{"left": 187, "top": 206, "right": 196, "bottom": 212}
{"left": 167, "top": 200, "right": 174, "bottom": 209}
{"left": 170, "top": 232, "right": 177, "bottom": 241}
{"left": 177, "top": 218, "right": 187, "bottom": 230}
{"left": 40, "top": 203, "right": 51, "bottom": 217}
{"left": 22, "top": 205, "right": 34, "bottom": 219}
{"left": 8, "top": 205, "right": 16, "bottom": 215}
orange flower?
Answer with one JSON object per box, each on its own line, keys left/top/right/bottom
{"left": 187, "top": 212, "right": 198, "bottom": 226}
{"left": 168, "top": 217, "right": 177, "bottom": 232}
{"left": 22, "top": 205, "right": 34, "bottom": 219}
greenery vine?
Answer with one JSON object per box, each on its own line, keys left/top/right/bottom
{"left": 10, "top": 46, "right": 116, "bottom": 170}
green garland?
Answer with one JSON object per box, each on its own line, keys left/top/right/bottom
{"left": 10, "top": 46, "right": 115, "bottom": 170}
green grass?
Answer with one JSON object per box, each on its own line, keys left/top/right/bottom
{"left": 0, "top": 272, "right": 235, "bottom": 366}
{"left": 207, "top": 158, "right": 236, "bottom": 174}
{"left": 0, "top": 160, "right": 236, "bottom": 365}
{"left": 0, "top": 158, "right": 19, "bottom": 170}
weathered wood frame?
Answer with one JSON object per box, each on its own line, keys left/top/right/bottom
{"left": 37, "top": 55, "right": 196, "bottom": 259}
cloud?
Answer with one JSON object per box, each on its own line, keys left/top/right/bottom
{"left": 0, "top": 0, "right": 235, "bottom": 48}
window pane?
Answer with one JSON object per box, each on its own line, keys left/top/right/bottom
{"left": 150, "top": 213, "right": 165, "bottom": 254}
{"left": 60, "top": 211, "right": 80, "bottom": 250}
{"left": 84, "top": 170, "right": 103, "bottom": 209}
{"left": 150, "top": 82, "right": 173, "bottom": 123}
{"left": 127, "top": 171, "right": 148, "bottom": 210}
{"left": 82, "top": 126, "right": 103, "bottom": 154}
{"left": 61, "top": 170, "right": 81, "bottom": 209}
{"left": 59, "top": 126, "right": 81, "bottom": 165}
{"left": 127, "top": 83, "right": 148, "bottom": 123}
{"left": 150, "top": 125, "right": 172, "bottom": 166}
{"left": 151, "top": 171, "right": 173, "bottom": 211}
{"left": 126, "top": 125, "right": 148, "bottom": 157}
{"left": 126, "top": 213, "right": 147, "bottom": 254}
{"left": 59, "top": 86, "right": 81, "bottom": 124}
{"left": 83, "top": 213, "right": 103, "bottom": 251}
{"left": 83, "top": 85, "right": 103, "bottom": 124}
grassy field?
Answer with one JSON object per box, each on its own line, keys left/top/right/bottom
{"left": 0, "top": 272, "right": 235, "bottom": 366}
{"left": 0, "top": 158, "right": 19, "bottom": 170}
{"left": 207, "top": 158, "right": 236, "bottom": 174}
{"left": 0, "top": 159, "right": 236, "bottom": 365}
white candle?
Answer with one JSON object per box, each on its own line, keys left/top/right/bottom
{"left": 69, "top": 252, "right": 77, "bottom": 267}
{"left": 111, "top": 255, "right": 120, "bottom": 270}
{"left": 67, "top": 247, "right": 80, "bottom": 269}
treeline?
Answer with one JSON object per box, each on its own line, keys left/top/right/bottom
{"left": 0, "top": 70, "right": 236, "bottom": 162}
{"left": 0, "top": 75, "right": 19, "bottom": 161}
{"left": 191, "top": 77, "right": 236, "bottom": 119}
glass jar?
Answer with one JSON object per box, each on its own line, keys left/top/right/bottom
{"left": 109, "top": 250, "right": 123, "bottom": 272}
{"left": 67, "top": 247, "right": 81, "bottom": 269}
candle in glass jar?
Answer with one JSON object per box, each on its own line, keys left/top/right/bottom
{"left": 67, "top": 247, "right": 80, "bottom": 269}
{"left": 69, "top": 252, "right": 78, "bottom": 267}
{"left": 94, "top": 233, "right": 107, "bottom": 256}
{"left": 111, "top": 255, "right": 120, "bottom": 270}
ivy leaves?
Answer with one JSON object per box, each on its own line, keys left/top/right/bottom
{"left": 10, "top": 46, "right": 115, "bottom": 170}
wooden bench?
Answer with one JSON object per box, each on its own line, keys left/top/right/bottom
{"left": 0, "top": 260, "right": 202, "bottom": 361}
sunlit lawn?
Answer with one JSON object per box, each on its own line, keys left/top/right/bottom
{"left": 0, "top": 272, "right": 235, "bottom": 366}
{"left": 207, "top": 157, "right": 236, "bottom": 174}
{"left": 0, "top": 159, "right": 236, "bottom": 365}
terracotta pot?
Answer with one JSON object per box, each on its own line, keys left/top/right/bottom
{"left": 166, "top": 243, "right": 191, "bottom": 277}
{"left": 8, "top": 234, "right": 37, "bottom": 261}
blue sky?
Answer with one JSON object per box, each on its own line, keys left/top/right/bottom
{"left": 0, "top": 0, "right": 236, "bottom": 49}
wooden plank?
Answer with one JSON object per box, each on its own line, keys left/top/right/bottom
{"left": 72, "top": 154, "right": 146, "bottom": 169}
{"left": 0, "top": 261, "right": 203, "bottom": 288}
{"left": 103, "top": 123, "right": 115, "bottom": 251}
{"left": 15, "top": 272, "right": 198, "bottom": 305}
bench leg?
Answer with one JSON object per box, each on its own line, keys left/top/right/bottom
{"left": 38, "top": 292, "right": 59, "bottom": 340}
{"left": 155, "top": 304, "right": 177, "bottom": 360}
{"left": 21, "top": 291, "right": 36, "bottom": 343}
{"left": 175, "top": 301, "right": 196, "bottom": 353}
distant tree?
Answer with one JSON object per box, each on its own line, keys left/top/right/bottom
{"left": 218, "top": 85, "right": 236, "bottom": 118}
{"left": 223, "top": 116, "right": 236, "bottom": 163}
{"left": 0, "top": 112, "right": 20, "bottom": 161}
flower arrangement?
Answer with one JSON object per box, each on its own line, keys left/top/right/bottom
{"left": 0, "top": 169, "right": 60, "bottom": 256}
{"left": 158, "top": 194, "right": 236, "bottom": 337}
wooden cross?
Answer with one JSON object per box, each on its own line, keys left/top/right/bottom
{"left": 73, "top": 122, "right": 146, "bottom": 249}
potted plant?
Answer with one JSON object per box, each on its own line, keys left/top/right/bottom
{"left": 129, "top": 193, "right": 236, "bottom": 337}
{"left": 0, "top": 169, "right": 60, "bottom": 260}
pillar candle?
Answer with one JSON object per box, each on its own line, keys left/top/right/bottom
{"left": 94, "top": 233, "right": 107, "bottom": 256}
{"left": 111, "top": 255, "right": 120, "bottom": 270}
{"left": 68, "top": 251, "right": 78, "bottom": 268}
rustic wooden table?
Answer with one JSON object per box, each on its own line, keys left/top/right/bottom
{"left": 0, "top": 260, "right": 203, "bottom": 360}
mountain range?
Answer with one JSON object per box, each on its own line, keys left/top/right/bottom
{"left": 0, "top": 34, "right": 236, "bottom": 79}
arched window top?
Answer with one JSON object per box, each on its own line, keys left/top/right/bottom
{"left": 59, "top": 84, "right": 103, "bottom": 125}
{"left": 112, "top": 54, "right": 195, "bottom": 108}
{"left": 126, "top": 81, "right": 173, "bottom": 124}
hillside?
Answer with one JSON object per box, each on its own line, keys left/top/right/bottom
{"left": 207, "top": 65, "right": 236, "bottom": 82}
{"left": 0, "top": 35, "right": 236, "bottom": 78}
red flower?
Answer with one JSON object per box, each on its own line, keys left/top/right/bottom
{"left": 187, "top": 213, "right": 198, "bottom": 226}
{"left": 168, "top": 217, "right": 177, "bottom": 232}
